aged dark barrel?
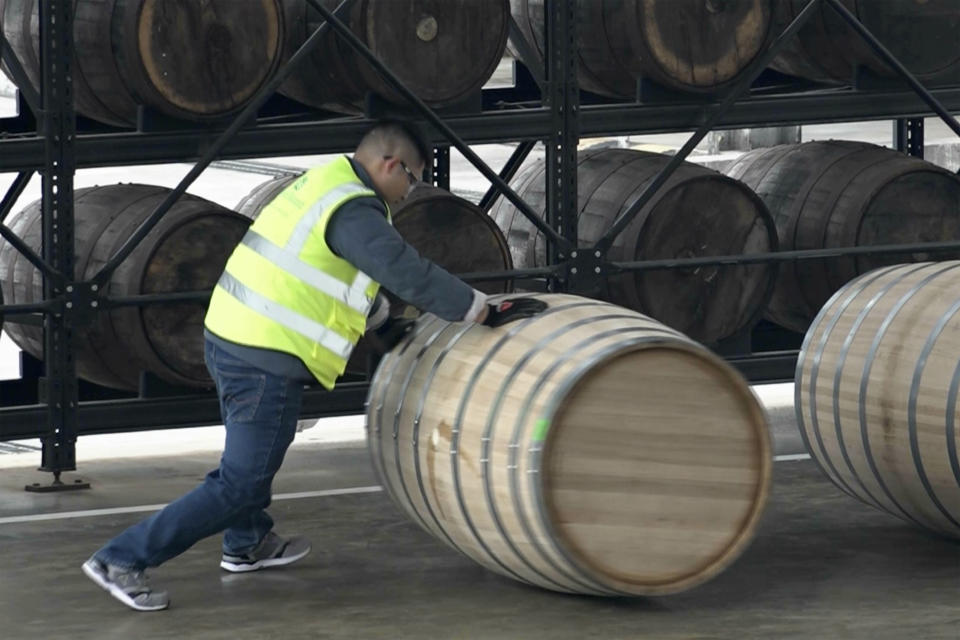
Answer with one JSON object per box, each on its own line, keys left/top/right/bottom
{"left": 490, "top": 148, "right": 778, "bottom": 345}
{"left": 0, "top": 0, "right": 283, "bottom": 127}
{"left": 0, "top": 184, "right": 251, "bottom": 391}
{"left": 510, "top": 0, "right": 774, "bottom": 97}
{"left": 770, "top": 0, "right": 960, "bottom": 86}
{"left": 278, "top": 0, "right": 509, "bottom": 113}
{"left": 724, "top": 141, "right": 960, "bottom": 334}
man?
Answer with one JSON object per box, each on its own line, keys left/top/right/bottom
{"left": 81, "top": 120, "right": 543, "bottom": 611}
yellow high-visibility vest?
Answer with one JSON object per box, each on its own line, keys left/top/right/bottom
{"left": 204, "top": 156, "right": 390, "bottom": 389}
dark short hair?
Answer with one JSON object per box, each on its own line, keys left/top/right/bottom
{"left": 362, "top": 118, "right": 431, "bottom": 166}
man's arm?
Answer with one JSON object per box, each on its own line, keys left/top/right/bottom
{"left": 325, "top": 197, "right": 487, "bottom": 323}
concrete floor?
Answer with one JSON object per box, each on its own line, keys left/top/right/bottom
{"left": 1, "top": 413, "right": 957, "bottom": 640}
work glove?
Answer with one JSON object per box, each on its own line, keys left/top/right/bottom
{"left": 366, "top": 316, "right": 417, "bottom": 355}
{"left": 482, "top": 297, "right": 548, "bottom": 328}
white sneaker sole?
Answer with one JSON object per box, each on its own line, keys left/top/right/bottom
{"left": 82, "top": 561, "right": 169, "bottom": 612}
{"left": 220, "top": 544, "right": 312, "bottom": 573}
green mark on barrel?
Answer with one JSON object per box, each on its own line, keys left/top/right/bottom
{"left": 532, "top": 418, "right": 551, "bottom": 442}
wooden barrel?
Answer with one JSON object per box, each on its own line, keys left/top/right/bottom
{"left": 279, "top": 0, "right": 509, "bottom": 113}
{"left": 725, "top": 141, "right": 960, "bottom": 334}
{"left": 489, "top": 148, "right": 778, "bottom": 345}
{"left": 0, "top": 0, "right": 283, "bottom": 127}
{"left": 510, "top": 0, "right": 774, "bottom": 98}
{"left": 770, "top": 0, "right": 960, "bottom": 87}
{"left": 0, "top": 184, "right": 250, "bottom": 391}
{"left": 367, "top": 293, "right": 771, "bottom": 595}
{"left": 796, "top": 261, "right": 960, "bottom": 539}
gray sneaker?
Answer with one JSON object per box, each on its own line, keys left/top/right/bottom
{"left": 82, "top": 556, "right": 170, "bottom": 612}
{"left": 220, "top": 531, "right": 311, "bottom": 573}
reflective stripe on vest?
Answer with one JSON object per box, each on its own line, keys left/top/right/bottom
{"left": 217, "top": 271, "right": 353, "bottom": 361}
{"left": 287, "top": 182, "right": 372, "bottom": 254}
{"left": 241, "top": 230, "right": 373, "bottom": 314}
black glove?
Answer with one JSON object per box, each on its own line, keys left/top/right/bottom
{"left": 482, "top": 297, "right": 548, "bottom": 328}
{"left": 367, "top": 317, "right": 416, "bottom": 354}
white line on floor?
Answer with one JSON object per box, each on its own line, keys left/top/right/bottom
{"left": 0, "top": 485, "right": 383, "bottom": 526}
{"left": 0, "top": 455, "right": 813, "bottom": 526}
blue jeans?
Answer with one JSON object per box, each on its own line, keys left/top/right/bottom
{"left": 95, "top": 339, "right": 304, "bottom": 569}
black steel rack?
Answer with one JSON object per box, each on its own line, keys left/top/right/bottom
{"left": 2, "top": 0, "right": 959, "bottom": 487}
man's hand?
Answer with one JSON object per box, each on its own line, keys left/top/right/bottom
{"left": 482, "top": 297, "right": 548, "bottom": 328}
{"left": 367, "top": 317, "right": 417, "bottom": 354}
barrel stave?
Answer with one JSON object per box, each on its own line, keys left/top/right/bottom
{"left": 455, "top": 303, "right": 667, "bottom": 591}
{"left": 73, "top": 0, "right": 138, "bottom": 126}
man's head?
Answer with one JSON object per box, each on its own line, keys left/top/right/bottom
{"left": 354, "top": 120, "right": 429, "bottom": 206}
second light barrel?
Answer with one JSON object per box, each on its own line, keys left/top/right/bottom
{"left": 725, "top": 140, "right": 960, "bottom": 334}
{"left": 796, "top": 261, "right": 960, "bottom": 539}
{"left": 490, "top": 148, "right": 778, "bottom": 345}
{"left": 368, "top": 293, "right": 771, "bottom": 595}
{"left": 0, "top": 184, "right": 250, "bottom": 391}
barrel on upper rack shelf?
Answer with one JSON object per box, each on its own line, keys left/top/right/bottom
{"left": 0, "top": 184, "right": 251, "bottom": 391}
{"left": 724, "top": 140, "right": 960, "bottom": 334}
{"left": 770, "top": 0, "right": 960, "bottom": 87}
{"left": 796, "top": 261, "right": 960, "bottom": 539}
{"left": 236, "top": 175, "right": 514, "bottom": 373}
{"left": 278, "top": 0, "right": 509, "bottom": 113}
{"left": 0, "top": 0, "right": 283, "bottom": 127}
{"left": 368, "top": 293, "right": 771, "bottom": 596}
{"left": 509, "top": 0, "right": 774, "bottom": 98}
{"left": 489, "top": 148, "right": 778, "bottom": 345}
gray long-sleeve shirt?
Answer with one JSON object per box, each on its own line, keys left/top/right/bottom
{"left": 326, "top": 162, "right": 475, "bottom": 321}
{"left": 205, "top": 158, "right": 478, "bottom": 381}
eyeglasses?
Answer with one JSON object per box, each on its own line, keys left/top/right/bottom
{"left": 397, "top": 160, "right": 420, "bottom": 187}
{"left": 384, "top": 155, "right": 422, "bottom": 194}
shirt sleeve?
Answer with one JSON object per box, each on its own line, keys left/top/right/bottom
{"left": 326, "top": 197, "right": 487, "bottom": 322}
